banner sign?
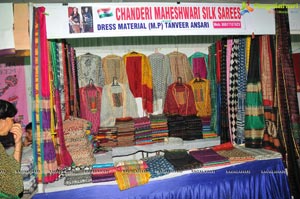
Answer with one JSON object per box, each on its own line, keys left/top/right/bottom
{"left": 38, "top": 3, "right": 281, "bottom": 39}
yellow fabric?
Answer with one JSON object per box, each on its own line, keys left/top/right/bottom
{"left": 245, "top": 36, "right": 251, "bottom": 72}
{"left": 114, "top": 171, "right": 151, "bottom": 191}
{"left": 188, "top": 78, "right": 212, "bottom": 117}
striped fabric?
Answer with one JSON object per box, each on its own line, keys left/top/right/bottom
{"left": 244, "top": 37, "right": 265, "bottom": 148}
{"left": 275, "top": 8, "right": 300, "bottom": 196}
{"left": 32, "top": 6, "right": 58, "bottom": 183}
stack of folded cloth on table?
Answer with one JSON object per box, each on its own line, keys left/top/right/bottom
{"left": 143, "top": 155, "right": 175, "bottom": 178}
{"left": 114, "top": 160, "right": 151, "bottom": 190}
{"left": 234, "top": 144, "right": 282, "bottom": 160}
{"left": 134, "top": 116, "right": 152, "bottom": 145}
{"left": 188, "top": 147, "right": 230, "bottom": 167}
{"left": 184, "top": 115, "right": 203, "bottom": 140}
{"left": 63, "top": 165, "right": 92, "bottom": 186}
{"left": 91, "top": 163, "right": 116, "bottom": 183}
{"left": 92, "top": 127, "right": 118, "bottom": 154}
{"left": 115, "top": 117, "right": 135, "bottom": 147}
{"left": 212, "top": 142, "right": 255, "bottom": 164}
{"left": 163, "top": 149, "right": 202, "bottom": 171}
{"left": 149, "top": 114, "right": 169, "bottom": 143}
{"left": 63, "top": 117, "right": 96, "bottom": 166}
{"left": 167, "top": 115, "right": 186, "bottom": 140}
{"left": 201, "top": 116, "right": 218, "bottom": 138}
{"left": 21, "top": 147, "right": 37, "bottom": 194}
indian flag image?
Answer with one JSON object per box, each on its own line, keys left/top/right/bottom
{"left": 97, "top": 8, "right": 113, "bottom": 18}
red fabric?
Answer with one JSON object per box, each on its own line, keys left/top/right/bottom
{"left": 39, "top": 6, "right": 50, "bottom": 97}
{"left": 211, "top": 142, "right": 234, "bottom": 151}
{"left": 163, "top": 83, "right": 197, "bottom": 116}
{"left": 125, "top": 56, "right": 142, "bottom": 97}
{"left": 293, "top": 53, "right": 300, "bottom": 92}
{"left": 216, "top": 40, "right": 222, "bottom": 83}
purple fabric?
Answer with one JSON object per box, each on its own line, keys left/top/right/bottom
{"left": 189, "top": 148, "right": 229, "bottom": 164}
{"left": 43, "top": 141, "right": 56, "bottom": 161}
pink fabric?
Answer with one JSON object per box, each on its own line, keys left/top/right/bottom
{"left": 38, "top": 7, "right": 50, "bottom": 97}
{"left": 0, "top": 64, "right": 29, "bottom": 130}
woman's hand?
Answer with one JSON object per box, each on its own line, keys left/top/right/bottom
{"left": 10, "top": 123, "right": 23, "bottom": 162}
{"left": 10, "top": 123, "right": 22, "bottom": 145}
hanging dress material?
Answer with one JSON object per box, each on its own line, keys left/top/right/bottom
{"left": 148, "top": 52, "right": 172, "bottom": 113}
{"left": 163, "top": 82, "right": 197, "bottom": 116}
{"left": 188, "top": 52, "right": 208, "bottom": 79}
{"left": 77, "top": 53, "right": 105, "bottom": 88}
{"left": 167, "top": 51, "right": 194, "bottom": 83}
{"left": 102, "top": 54, "right": 128, "bottom": 85}
{"left": 32, "top": 6, "right": 59, "bottom": 183}
{"left": 236, "top": 37, "right": 247, "bottom": 144}
{"left": 123, "top": 51, "right": 153, "bottom": 113}
{"left": 220, "top": 38, "right": 231, "bottom": 143}
{"left": 188, "top": 78, "right": 211, "bottom": 117}
{"left": 259, "top": 35, "right": 281, "bottom": 151}
{"left": 79, "top": 83, "right": 102, "bottom": 134}
{"left": 100, "top": 82, "right": 138, "bottom": 127}
{"left": 244, "top": 37, "right": 265, "bottom": 148}
{"left": 228, "top": 38, "right": 240, "bottom": 143}
{"left": 275, "top": 8, "right": 300, "bottom": 197}
{"left": 49, "top": 40, "right": 73, "bottom": 167}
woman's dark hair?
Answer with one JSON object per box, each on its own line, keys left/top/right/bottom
{"left": 25, "top": 122, "right": 32, "bottom": 131}
{"left": 0, "top": 99, "right": 18, "bottom": 119}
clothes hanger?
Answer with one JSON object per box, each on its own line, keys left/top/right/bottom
{"left": 112, "top": 76, "right": 119, "bottom": 86}
{"left": 176, "top": 76, "right": 183, "bottom": 85}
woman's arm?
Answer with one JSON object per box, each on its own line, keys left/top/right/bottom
{"left": 10, "top": 123, "right": 22, "bottom": 162}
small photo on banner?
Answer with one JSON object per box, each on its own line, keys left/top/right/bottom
{"left": 68, "top": 6, "right": 94, "bottom": 34}
{"left": 0, "top": 64, "right": 29, "bottom": 131}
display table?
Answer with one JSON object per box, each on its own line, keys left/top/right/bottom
{"left": 32, "top": 158, "right": 290, "bottom": 199}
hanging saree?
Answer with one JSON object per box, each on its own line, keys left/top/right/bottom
{"left": 275, "top": 8, "right": 300, "bottom": 197}
{"left": 32, "top": 6, "right": 58, "bottom": 183}
{"left": 244, "top": 37, "right": 265, "bottom": 148}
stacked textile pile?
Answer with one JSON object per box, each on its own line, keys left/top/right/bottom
{"left": 234, "top": 145, "right": 282, "bottom": 160}
{"left": 201, "top": 116, "right": 217, "bottom": 138}
{"left": 144, "top": 155, "right": 175, "bottom": 178}
{"left": 114, "top": 160, "right": 151, "bottom": 190}
{"left": 185, "top": 115, "right": 203, "bottom": 140}
{"left": 164, "top": 149, "right": 202, "bottom": 171}
{"left": 63, "top": 117, "right": 96, "bottom": 166}
{"left": 149, "top": 114, "right": 169, "bottom": 143}
{"left": 21, "top": 147, "right": 37, "bottom": 194}
{"left": 167, "top": 115, "right": 203, "bottom": 140}
{"left": 63, "top": 165, "right": 92, "bottom": 186}
{"left": 134, "top": 116, "right": 152, "bottom": 145}
{"left": 91, "top": 163, "right": 116, "bottom": 183}
{"left": 115, "top": 117, "right": 135, "bottom": 147}
{"left": 92, "top": 127, "right": 118, "bottom": 154}
{"left": 167, "top": 115, "right": 186, "bottom": 139}
{"left": 212, "top": 142, "right": 255, "bottom": 164}
{"left": 188, "top": 148, "right": 230, "bottom": 167}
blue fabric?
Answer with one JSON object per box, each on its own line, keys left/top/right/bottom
{"left": 33, "top": 158, "right": 290, "bottom": 199}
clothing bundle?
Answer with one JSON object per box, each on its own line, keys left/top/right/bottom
{"left": 149, "top": 114, "right": 169, "bottom": 143}
{"left": 114, "top": 160, "right": 151, "bottom": 190}
{"left": 167, "top": 115, "right": 202, "bottom": 140}
{"left": 92, "top": 127, "right": 118, "bottom": 154}
{"left": 63, "top": 117, "right": 96, "bottom": 166}
{"left": 91, "top": 163, "right": 116, "bottom": 183}
{"left": 115, "top": 117, "right": 135, "bottom": 147}
{"left": 63, "top": 165, "right": 92, "bottom": 186}
{"left": 134, "top": 116, "right": 152, "bottom": 145}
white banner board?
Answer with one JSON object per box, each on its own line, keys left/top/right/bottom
{"left": 32, "top": 3, "right": 298, "bottom": 39}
